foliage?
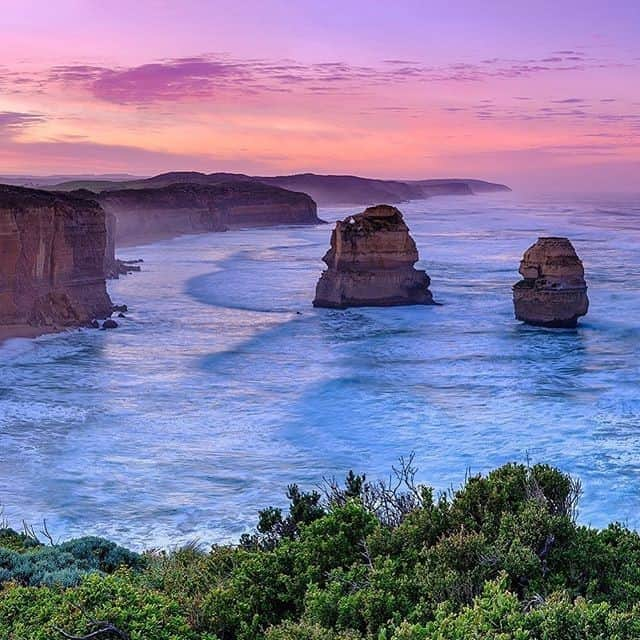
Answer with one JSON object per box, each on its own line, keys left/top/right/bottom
{"left": 0, "top": 533, "right": 142, "bottom": 587}
{"left": 0, "top": 571, "right": 199, "bottom": 640}
{"left": 0, "top": 527, "right": 42, "bottom": 553}
{"left": 3, "top": 461, "right": 640, "bottom": 639}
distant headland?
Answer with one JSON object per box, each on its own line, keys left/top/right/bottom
{"left": 1, "top": 171, "right": 511, "bottom": 206}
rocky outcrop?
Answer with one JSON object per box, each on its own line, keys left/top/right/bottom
{"left": 513, "top": 237, "right": 589, "bottom": 327}
{"left": 0, "top": 185, "right": 113, "bottom": 333}
{"left": 313, "top": 205, "right": 434, "bottom": 308}
{"left": 97, "top": 182, "right": 321, "bottom": 246}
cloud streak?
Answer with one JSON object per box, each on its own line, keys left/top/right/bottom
{"left": 0, "top": 111, "right": 45, "bottom": 133}
{"left": 27, "top": 51, "right": 630, "bottom": 105}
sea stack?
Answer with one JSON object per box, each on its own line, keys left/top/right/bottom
{"left": 313, "top": 204, "right": 434, "bottom": 309}
{"left": 513, "top": 237, "right": 589, "bottom": 327}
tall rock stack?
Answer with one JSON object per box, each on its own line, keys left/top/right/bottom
{"left": 313, "top": 204, "right": 434, "bottom": 309}
{"left": 513, "top": 237, "right": 589, "bottom": 327}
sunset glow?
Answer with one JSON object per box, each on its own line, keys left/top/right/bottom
{"left": 1, "top": 0, "right": 638, "bottom": 190}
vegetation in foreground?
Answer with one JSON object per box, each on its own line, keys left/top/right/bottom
{"left": 3, "top": 459, "right": 640, "bottom": 639}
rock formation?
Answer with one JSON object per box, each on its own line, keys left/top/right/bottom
{"left": 96, "top": 182, "right": 321, "bottom": 246}
{"left": 513, "top": 237, "right": 589, "bottom": 327}
{"left": 313, "top": 204, "right": 434, "bottom": 308}
{"left": 0, "top": 185, "right": 113, "bottom": 335}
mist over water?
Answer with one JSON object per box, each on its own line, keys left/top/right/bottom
{"left": 1, "top": 192, "right": 639, "bottom": 548}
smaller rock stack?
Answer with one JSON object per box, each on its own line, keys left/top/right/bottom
{"left": 513, "top": 237, "right": 589, "bottom": 327}
{"left": 313, "top": 204, "right": 434, "bottom": 309}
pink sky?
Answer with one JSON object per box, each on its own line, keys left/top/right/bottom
{"left": 1, "top": 1, "right": 638, "bottom": 191}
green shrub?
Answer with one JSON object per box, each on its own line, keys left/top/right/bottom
{"left": 0, "top": 528, "right": 41, "bottom": 553}
{"left": 0, "top": 571, "right": 198, "bottom": 640}
{"left": 4, "top": 461, "right": 640, "bottom": 639}
{"left": 0, "top": 536, "right": 142, "bottom": 587}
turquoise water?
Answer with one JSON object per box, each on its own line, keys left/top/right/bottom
{"left": 1, "top": 192, "right": 639, "bottom": 547}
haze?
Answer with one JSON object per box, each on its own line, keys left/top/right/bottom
{"left": 1, "top": 0, "right": 638, "bottom": 192}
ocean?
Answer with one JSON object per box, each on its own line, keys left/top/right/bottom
{"left": 1, "top": 192, "right": 639, "bottom": 548}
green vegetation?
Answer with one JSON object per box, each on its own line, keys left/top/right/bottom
{"left": 4, "top": 460, "right": 640, "bottom": 639}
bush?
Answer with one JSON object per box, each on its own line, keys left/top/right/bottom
{"left": 3, "top": 461, "right": 640, "bottom": 639}
{"left": 390, "top": 575, "right": 640, "bottom": 640}
{"left": 0, "top": 535, "right": 142, "bottom": 587}
{"left": 0, "top": 528, "right": 41, "bottom": 553}
{"left": 0, "top": 571, "right": 198, "bottom": 640}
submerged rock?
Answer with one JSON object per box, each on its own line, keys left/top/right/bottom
{"left": 102, "top": 319, "right": 118, "bottom": 330}
{"left": 513, "top": 237, "right": 589, "bottom": 328}
{"left": 313, "top": 204, "right": 434, "bottom": 309}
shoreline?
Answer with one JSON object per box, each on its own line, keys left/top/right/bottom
{"left": 115, "top": 219, "right": 328, "bottom": 249}
{"left": 0, "top": 324, "right": 61, "bottom": 348}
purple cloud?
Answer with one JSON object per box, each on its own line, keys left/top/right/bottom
{"left": 32, "top": 51, "right": 622, "bottom": 105}
{"left": 0, "top": 111, "right": 44, "bottom": 132}
{"left": 551, "top": 98, "right": 586, "bottom": 104}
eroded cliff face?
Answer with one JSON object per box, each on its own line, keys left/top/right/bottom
{"left": 0, "top": 185, "right": 112, "bottom": 331}
{"left": 513, "top": 237, "right": 589, "bottom": 327}
{"left": 313, "top": 204, "right": 434, "bottom": 308}
{"left": 98, "top": 182, "right": 321, "bottom": 246}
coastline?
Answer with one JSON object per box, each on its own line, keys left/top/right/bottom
{"left": 0, "top": 324, "right": 61, "bottom": 348}
{"left": 2, "top": 193, "right": 639, "bottom": 545}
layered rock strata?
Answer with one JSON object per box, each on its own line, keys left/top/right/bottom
{"left": 313, "top": 205, "right": 434, "bottom": 308}
{"left": 96, "top": 182, "right": 321, "bottom": 246}
{"left": 513, "top": 237, "right": 589, "bottom": 327}
{"left": 0, "top": 185, "right": 113, "bottom": 333}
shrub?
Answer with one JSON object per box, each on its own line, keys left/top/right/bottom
{"left": 0, "top": 536, "right": 142, "bottom": 587}
{"left": 0, "top": 571, "right": 198, "bottom": 640}
{"left": 4, "top": 461, "right": 640, "bottom": 639}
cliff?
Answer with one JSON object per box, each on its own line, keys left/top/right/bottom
{"left": 97, "top": 182, "right": 321, "bottom": 246}
{"left": 45, "top": 172, "right": 511, "bottom": 207}
{"left": 313, "top": 204, "right": 434, "bottom": 308}
{"left": 0, "top": 185, "right": 112, "bottom": 335}
{"left": 513, "top": 237, "right": 589, "bottom": 328}
{"left": 254, "top": 174, "right": 424, "bottom": 206}
{"left": 410, "top": 179, "right": 511, "bottom": 196}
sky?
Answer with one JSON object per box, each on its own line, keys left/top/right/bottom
{"left": 0, "top": 1, "right": 639, "bottom": 191}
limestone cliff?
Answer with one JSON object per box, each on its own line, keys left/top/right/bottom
{"left": 513, "top": 237, "right": 589, "bottom": 327}
{"left": 98, "top": 182, "right": 321, "bottom": 246}
{"left": 313, "top": 205, "right": 434, "bottom": 308}
{"left": 0, "top": 185, "right": 112, "bottom": 332}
